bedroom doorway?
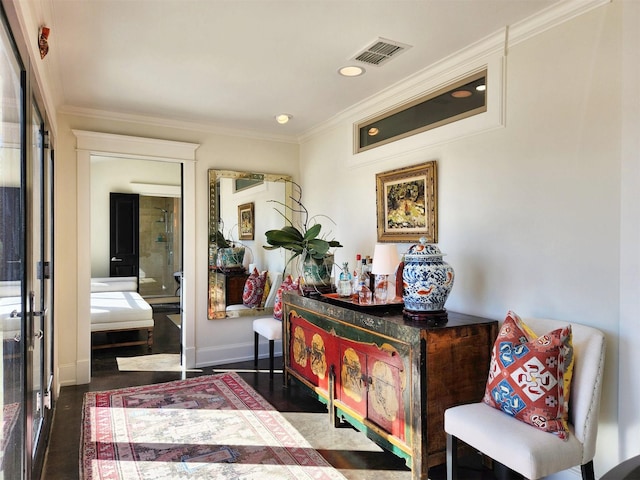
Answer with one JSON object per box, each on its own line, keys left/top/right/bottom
{"left": 74, "top": 130, "right": 199, "bottom": 383}
{"left": 92, "top": 157, "right": 183, "bottom": 356}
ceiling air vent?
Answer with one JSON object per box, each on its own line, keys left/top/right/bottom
{"left": 352, "top": 38, "right": 412, "bottom": 67}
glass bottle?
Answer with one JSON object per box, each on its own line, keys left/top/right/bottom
{"left": 354, "top": 254, "right": 362, "bottom": 279}
{"left": 357, "top": 265, "right": 372, "bottom": 305}
{"left": 337, "top": 262, "right": 352, "bottom": 297}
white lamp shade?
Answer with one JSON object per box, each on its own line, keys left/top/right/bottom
{"left": 371, "top": 244, "right": 400, "bottom": 275}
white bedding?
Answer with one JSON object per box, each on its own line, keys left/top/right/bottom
{"left": 90, "top": 277, "right": 153, "bottom": 333}
{"left": 1, "top": 295, "right": 21, "bottom": 340}
{"left": 90, "top": 290, "right": 153, "bottom": 332}
{"left": 1, "top": 278, "right": 154, "bottom": 343}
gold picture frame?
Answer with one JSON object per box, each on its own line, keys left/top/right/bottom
{"left": 376, "top": 161, "right": 437, "bottom": 243}
{"left": 238, "top": 202, "right": 254, "bottom": 240}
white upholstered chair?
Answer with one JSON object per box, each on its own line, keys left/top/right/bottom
{"left": 445, "top": 317, "right": 606, "bottom": 480}
{"left": 252, "top": 273, "right": 283, "bottom": 378}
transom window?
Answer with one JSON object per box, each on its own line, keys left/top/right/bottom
{"left": 356, "top": 70, "right": 487, "bottom": 153}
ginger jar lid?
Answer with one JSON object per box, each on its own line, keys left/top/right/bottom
{"left": 404, "top": 237, "right": 446, "bottom": 260}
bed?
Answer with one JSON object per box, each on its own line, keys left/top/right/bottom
{"left": 90, "top": 277, "right": 154, "bottom": 350}
{"left": 1, "top": 281, "right": 22, "bottom": 359}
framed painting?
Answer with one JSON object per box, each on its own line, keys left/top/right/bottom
{"left": 375, "top": 161, "right": 437, "bottom": 243}
{"left": 238, "top": 202, "right": 255, "bottom": 240}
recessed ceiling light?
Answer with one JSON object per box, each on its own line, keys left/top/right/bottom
{"left": 338, "top": 65, "right": 365, "bottom": 77}
{"left": 368, "top": 127, "right": 379, "bottom": 136}
{"left": 451, "top": 90, "right": 472, "bottom": 98}
{"left": 476, "top": 84, "right": 487, "bottom": 92}
{"left": 275, "top": 114, "right": 292, "bottom": 124}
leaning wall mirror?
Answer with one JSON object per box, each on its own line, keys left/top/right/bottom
{"left": 208, "top": 169, "right": 292, "bottom": 319}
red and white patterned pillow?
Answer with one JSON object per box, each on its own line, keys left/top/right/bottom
{"left": 273, "top": 275, "right": 300, "bottom": 320}
{"left": 483, "top": 311, "right": 574, "bottom": 439}
{"left": 242, "top": 268, "right": 267, "bottom": 308}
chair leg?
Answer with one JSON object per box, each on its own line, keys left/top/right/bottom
{"left": 581, "top": 461, "right": 595, "bottom": 480}
{"left": 254, "top": 332, "right": 259, "bottom": 368}
{"left": 268, "top": 339, "right": 275, "bottom": 378}
{"left": 446, "top": 433, "right": 458, "bottom": 480}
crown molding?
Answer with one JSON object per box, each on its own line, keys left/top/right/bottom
{"left": 60, "top": 105, "right": 300, "bottom": 145}
{"left": 508, "top": 0, "right": 612, "bottom": 48}
{"left": 8, "top": 0, "right": 61, "bottom": 138}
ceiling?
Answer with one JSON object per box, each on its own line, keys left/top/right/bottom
{"left": 39, "top": 0, "right": 559, "bottom": 139}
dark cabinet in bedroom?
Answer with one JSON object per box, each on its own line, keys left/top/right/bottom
{"left": 207, "top": 269, "right": 249, "bottom": 319}
{"left": 282, "top": 293, "right": 498, "bottom": 480}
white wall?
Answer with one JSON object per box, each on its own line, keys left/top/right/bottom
{"left": 299, "top": 3, "right": 630, "bottom": 477}
{"left": 618, "top": 0, "right": 640, "bottom": 465}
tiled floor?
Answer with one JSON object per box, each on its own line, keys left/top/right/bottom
{"left": 41, "top": 307, "right": 506, "bottom": 479}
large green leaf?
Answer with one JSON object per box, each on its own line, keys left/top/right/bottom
{"left": 265, "top": 228, "right": 303, "bottom": 245}
{"left": 306, "top": 238, "right": 330, "bottom": 256}
{"left": 280, "top": 225, "right": 304, "bottom": 241}
{"left": 303, "top": 223, "right": 321, "bottom": 241}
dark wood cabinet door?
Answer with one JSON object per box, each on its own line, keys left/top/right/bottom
{"left": 225, "top": 273, "right": 248, "bottom": 305}
{"left": 110, "top": 192, "right": 139, "bottom": 278}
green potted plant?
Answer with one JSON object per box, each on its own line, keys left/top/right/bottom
{"left": 264, "top": 180, "right": 342, "bottom": 290}
{"left": 210, "top": 225, "right": 245, "bottom": 269}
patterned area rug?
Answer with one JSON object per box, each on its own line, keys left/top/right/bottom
{"left": 81, "top": 372, "right": 347, "bottom": 480}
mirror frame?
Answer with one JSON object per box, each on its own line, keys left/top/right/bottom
{"left": 208, "top": 169, "right": 292, "bottom": 319}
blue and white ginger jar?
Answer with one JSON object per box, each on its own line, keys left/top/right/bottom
{"left": 402, "top": 238, "right": 454, "bottom": 312}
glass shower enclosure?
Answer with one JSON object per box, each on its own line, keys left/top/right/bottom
{"left": 138, "top": 196, "right": 181, "bottom": 299}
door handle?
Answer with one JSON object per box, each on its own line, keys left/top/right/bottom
{"left": 10, "top": 308, "right": 45, "bottom": 318}
{"left": 111, "top": 256, "right": 123, "bottom": 262}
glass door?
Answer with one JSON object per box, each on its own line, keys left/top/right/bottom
{"left": 0, "top": 9, "right": 54, "bottom": 478}
{"left": 27, "top": 101, "right": 51, "bottom": 474}
{"left": 0, "top": 10, "right": 25, "bottom": 479}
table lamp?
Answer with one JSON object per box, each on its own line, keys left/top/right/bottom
{"left": 371, "top": 243, "right": 400, "bottom": 303}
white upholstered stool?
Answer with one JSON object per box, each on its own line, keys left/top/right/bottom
{"left": 252, "top": 273, "right": 283, "bottom": 377}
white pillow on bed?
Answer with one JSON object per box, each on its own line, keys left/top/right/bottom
{"left": 90, "top": 277, "right": 138, "bottom": 293}
{"left": 0, "top": 281, "right": 21, "bottom": 298}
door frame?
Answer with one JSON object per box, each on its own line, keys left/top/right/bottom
{"left": 73, "top": 131, "right": 199, "bottom": 384}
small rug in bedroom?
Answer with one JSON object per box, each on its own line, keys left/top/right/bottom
{"left": 116, "top": 353, "right": 201, "bottom": 373}
{"left": 80, "top": 372, "right": 347, "bottom": 480}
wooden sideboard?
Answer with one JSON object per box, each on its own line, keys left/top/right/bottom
{"left": 282, "top": 293, "right": 498, "bottom": 480}
{"left": 207, "top": 268, "right": 248, "bottom": 319}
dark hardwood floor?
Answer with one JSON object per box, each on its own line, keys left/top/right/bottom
{"left": 41, "top": 306, "right": 503, "bottom": 480}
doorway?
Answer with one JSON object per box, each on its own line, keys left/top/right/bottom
{"left": 74, "top": 131, "right": 199, "bottom": 384}
{"left": 92, "top": 158, "right": 182, "bottom": 356}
